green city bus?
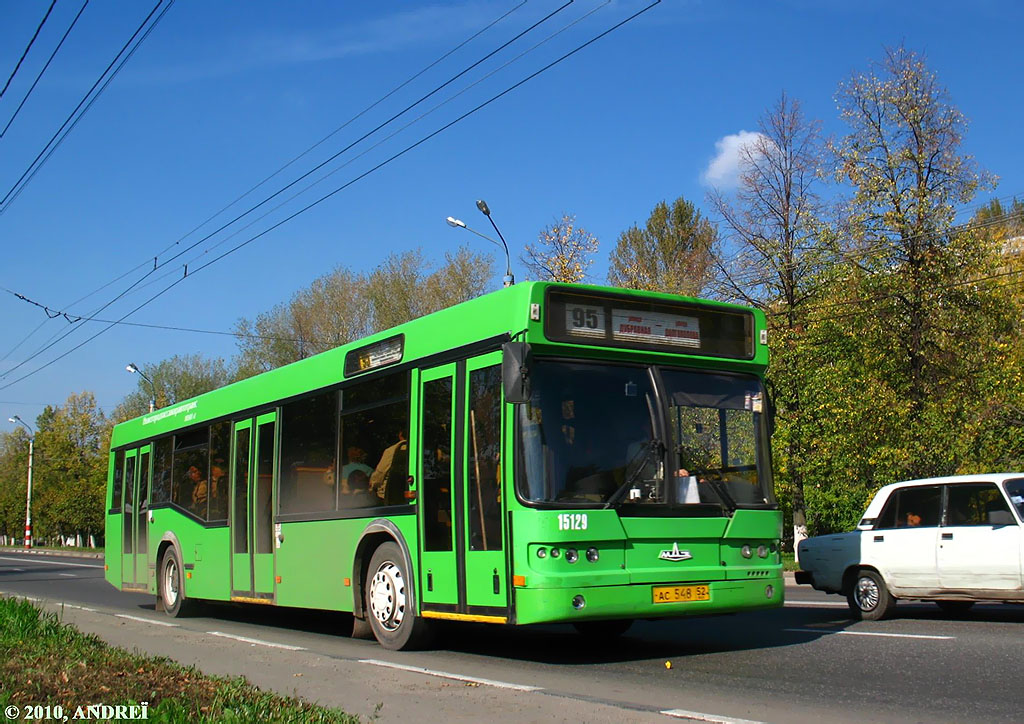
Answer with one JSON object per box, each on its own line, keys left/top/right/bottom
{"left": 105, "top": 282, "right": 782, "bottom": 650}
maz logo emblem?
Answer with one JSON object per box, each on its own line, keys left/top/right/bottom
{"left": 658, "top": 543, "right": 693, "bottom": 562}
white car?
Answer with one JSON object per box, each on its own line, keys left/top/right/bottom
{"left": 795, "top": 474, "right": 1024, "bottom": 619}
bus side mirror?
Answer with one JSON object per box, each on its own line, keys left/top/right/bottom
{"left": 502, "top": 342, "right": 532, "bottom": 403}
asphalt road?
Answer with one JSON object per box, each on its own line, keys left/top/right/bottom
{"left": 1, "top": 550, "right": 1021, "bottom": 724}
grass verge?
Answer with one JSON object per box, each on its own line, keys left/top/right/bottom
{"left": 0, "top": 596, "right": 361, "bottom": 723}
{"left": 782, "top": 552, "right": 797, "bottom": 571}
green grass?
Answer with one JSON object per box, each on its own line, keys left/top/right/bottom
{"left": 0, "top": 545, "right": 100, "bottom": 554}
{"left": 782, "top": 552, "right": 798, "bottom": 571}
{"left": 0, "top": 596, "right": 362, "bottom": 723}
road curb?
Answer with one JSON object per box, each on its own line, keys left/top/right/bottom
{"left": 0, "top": 547, "right": 103, "bottom": 560}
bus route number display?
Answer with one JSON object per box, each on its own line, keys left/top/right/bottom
{"left": 344, "top": 335, "right": 404, "bottom": 376}
{"left": 564, "top": 303, "right": 701, "bottom": 348}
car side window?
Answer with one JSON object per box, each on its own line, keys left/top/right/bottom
{"left": 875, "top": 486, "right": 941, "bottom": 529}
{"left": 945, "top": 483, "right": 1014, "bottom": 526}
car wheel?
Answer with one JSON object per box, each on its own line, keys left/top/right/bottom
{"left": 159, "top": 547, "right": 196, "bottom": 617}
{"left": 573, "top": 619, "right": 634, "bottom": 639}
{"left": 846, "top": 569, "right": 895, "bottom": 621}
{"left": 365, "top": 542, "right": 433, "bottom": 650}
{"left": 935, "top": 600, "right": 974, "bottom": 616}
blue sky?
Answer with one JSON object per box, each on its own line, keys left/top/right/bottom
{"left": 2, "top": 0, "right": 1023, "bottom": 427}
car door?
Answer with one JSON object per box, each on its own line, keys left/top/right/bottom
{"left": 868, "top": 485, "right": 942, "bottom": 592}
{"left": 938, "top": 482, "right": 1022, "bottom": 592}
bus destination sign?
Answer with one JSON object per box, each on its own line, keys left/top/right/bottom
{"left": 565, "top": 303, "right": 700, "bottom": 348}
{"left": 344, "top": 335, "right": 404, "bottom": 376}
{"left": 547, "top": 290, "right": 754, "bottom": 359}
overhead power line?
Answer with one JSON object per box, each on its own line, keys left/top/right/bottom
{"left": 1, "top": 0, "right": 91, "bottom": 139}
{"left": 0, "top": 0, "right": 663, "bottom": 393}
{"left": 2, "top": 1, "right": 531, "bottom": 356}
{"left": 0, "top": 0, "right": 58, "bottom": 99}
{"left": 0, "top": 0, "right": 174, "bottom": 214}
{"left": 0, "top": 0, "right": 577, "bottom": 369}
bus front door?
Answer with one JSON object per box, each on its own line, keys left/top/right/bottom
{"left": 120, "top": 445, "right": 150, "bottom": 590}
{"left": 230, "top": 413, "right": 277, "bottom": 600}
{"left": 417, "top": 356, "right": 508, "bottom": 619}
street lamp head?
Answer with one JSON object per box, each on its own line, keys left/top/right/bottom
{"left": 126, "top": 363, "right": 139, "bottom": 374}
{"left": 476, "top": 199, "right": 491, "bottom": 216}
{"left": 8, "top": 417, "right": 17, "bottom": 424}
{"left": 446, "top": 216, "right": 466, "bottom": 229}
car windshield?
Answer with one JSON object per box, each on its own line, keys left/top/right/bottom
{"left": 516, "top": 360, "right": 773, "bottom": 509}
{"left": 1004, "top": 478, "right": 1024, "bottom": 520}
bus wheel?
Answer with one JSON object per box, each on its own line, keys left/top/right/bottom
{"left": 846, "top": 569, "right": 894, "bottom": 621}
{"left": 159, "top": 547, "right": 196, "bottom": 617}
{"left": 365, "top": 542, "right": 433, "bottom": 650}
{"left": 573, "top": 619, "right": 634, "bottom": 639}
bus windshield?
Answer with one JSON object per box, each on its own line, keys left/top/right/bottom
{"left": 516, "top": 360, "right": 773, "bottom": 509}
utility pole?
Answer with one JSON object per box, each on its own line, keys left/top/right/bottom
{"left": 8, "top": 415, "right": 35, "bottom": 549}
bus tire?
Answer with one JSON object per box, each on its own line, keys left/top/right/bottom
{"left": 846, "top": 568, "right": 894, "bottom": 621}
{"left": 159, "top": 547, "right": 196, "bottom": 618}
{"left": 365, "top": 542, "right": 433, "bottom": 650}
{"left": 573, "top": 619, "right": 634, "bottom": 638}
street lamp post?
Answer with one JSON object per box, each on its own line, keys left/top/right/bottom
{"left": 126, "top": 362, "right": 157, "bottom": 413}
{"left": 8, "top": 415, "right": 34, "bottom": 549}
{"left": 446, "top": 198, "right": 515, "bottom": 287}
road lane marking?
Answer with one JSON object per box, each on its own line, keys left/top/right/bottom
{"left": 115, "top": 614, "right": 179, "bottom": 628}
{"left": 661, "top": 709, "right": 765, "bottom": 724}
{"left": 359, "top": 659, "right": 542, "bottom": 691}
{"left": 208, "top": 631, "right": 306, "bottom": 650}
{"left": 784, "top": 628, "right": 954, "bottom": 640}
{"left": 59, "top": 573, "right": 76, "bottom": 577}
{"left": 0, "top": 555, "right": 101, "bottom": 568}
{"left": 62, "top": 604, "right": 96, "bottom": 612}
{"left": 783, "top": 601, "right": 848, "bottom": 608}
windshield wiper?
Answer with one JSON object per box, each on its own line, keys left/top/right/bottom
{"left": 604, "top": 439, "right": 664, "bottom": 509}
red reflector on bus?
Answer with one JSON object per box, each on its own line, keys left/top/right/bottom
{"left": 343, "top": 578, "right": 351, "bottom": 587}
{"left": 513, "top": 575, "right": 526, "bottom": 587}
{"left": 186, "top": 572, "right": 192, "bottom": 579}
{"left": 404, "top": 491, "right": 416, "bottom": 500}
{"left": 275, "top": 576, "right": 282, "bottom": 584}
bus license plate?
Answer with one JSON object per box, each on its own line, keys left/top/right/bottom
{"left": 652, "top": 584, "right": 710, "bottom": 604}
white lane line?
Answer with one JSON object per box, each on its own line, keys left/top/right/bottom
{"left": 0, "top": 555, "right": 102, "bottom": 569}
{"left": 59, "top": 573, "right": 76, "bottom": 577}
{"left": 784, "top": 628, "right": 954, "bottom": 640}
{"left": 661, "top": 709, "right": 765, "bottom": 724}
{"left": 360, "top": 659, "right": 542, "bottom": 692}
{"left": 62, "top": 604, "right": 96, "bottom": 612}
{"left": 784, "top": 600, "right": 848, "bottom": 608}
{"left": 208, "top": 631, "right": 306, "bottom": 650}
{"left": 8, "top": 568, "right": 24, "bottom": 572}
{"left": 115, "top": 613, "right": 179, "bottom": 628}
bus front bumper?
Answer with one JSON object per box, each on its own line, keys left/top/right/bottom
{"left": 512, "top": 574, "right": 784, "bottom": 625}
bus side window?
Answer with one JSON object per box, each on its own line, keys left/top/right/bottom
{"left": 279, "top": 392, "right": 339, "bottom": 515}
{"left": 339, "top": 371, "right": 410, "bottom": 509}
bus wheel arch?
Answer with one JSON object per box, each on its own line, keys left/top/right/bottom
{"left": 352, "top": 521, "right": 416, "bottom": 621}
{"left": 354, "top": 522, "right": 433, "bottom": 650}
{"left": 156, "top": 537, "right": 196, "bottom": 617}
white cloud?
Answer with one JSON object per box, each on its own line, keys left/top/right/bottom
{"left": 700, "top": 130, "right": 765, "bottom": 189}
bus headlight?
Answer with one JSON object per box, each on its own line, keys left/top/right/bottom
{"left": 536, "top": 548, "right": 547, "bottom": 558}
{"left": 757, "top": 545, "right": 768, "bottom": 558}
{"left": 586, "top": 547, "right": 599, "bottom": 563}
{"left": 741, "top": 544, "right": 753, "bottom": 558}
{"left": 565, "top": 548, "right": 579, "bottom": 563}
{"left": 572, "top": 595, "right": 586, "bottom": 610}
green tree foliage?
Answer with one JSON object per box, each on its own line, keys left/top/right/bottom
{"left": 707, "top": 93, "right": 829, "bottom": 544}
{"left": 30, "top": 392, "right": 108, "bottom": 545}
{"left": 520, "top": 214, "right": 598, "bottom": 283}
{"left": 0, "top": 429, "right": 31, "bottom": 543}
{"left": 794, "top": 45, "right": 1005, "bottom": 532}
{"left": 111, "top": 354, "right": 232, "bottom": 423}
{"left": 607, "top": 197, "right": 716, "bottom": 295}
{"left": 234, "top": 246, "right": 493, "bottom": 377}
